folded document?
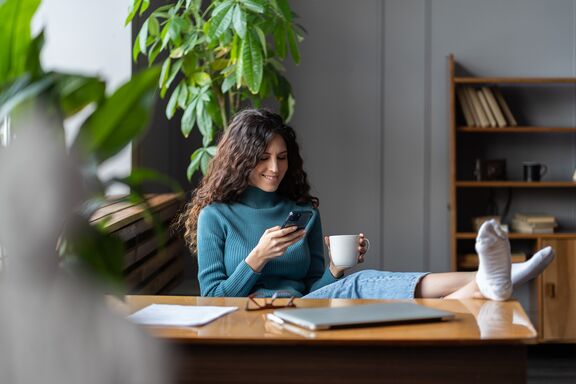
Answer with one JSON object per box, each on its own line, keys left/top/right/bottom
{"left": 127, "top": 304, "right": 238, "bottom": 327}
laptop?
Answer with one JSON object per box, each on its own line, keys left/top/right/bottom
{"left": 270, "top": 302, "right": 454, "bottom": 331}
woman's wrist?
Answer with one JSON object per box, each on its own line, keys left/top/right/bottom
{"left": 246, "top": 248, "right": 267, "bottom": 272}
{"left": 329, "top": 263, "right": 344, "bottom": 279}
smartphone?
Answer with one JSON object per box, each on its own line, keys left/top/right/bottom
{"left": 281, "top": 210, "right": 313, "bottom": 230}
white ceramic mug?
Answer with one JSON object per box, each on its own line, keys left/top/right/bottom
{"left": 329, "top": 235, "right": 370, "bottom": 268}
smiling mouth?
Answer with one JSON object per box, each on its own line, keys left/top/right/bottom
{"left": 262, "top": 175, "right": 278, "bottom": 182}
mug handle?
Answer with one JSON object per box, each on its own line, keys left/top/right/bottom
{"left": 362, "top": 238, "right": 371, "bottom": 253}
{"left": 540, "top": 164, "right": 548, "bottom": 178}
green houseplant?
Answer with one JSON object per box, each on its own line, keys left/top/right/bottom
{"left": 127, "top": 0, "right": 304, "bottom": 178}
{"left": 0, "top": 0, "right": 178, "bottom": 289}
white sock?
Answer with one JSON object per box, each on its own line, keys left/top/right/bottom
{"left": 475, "top": 220, "right": 512, "bottom": 301}
{"left": 511, "top": 246, "right": 555, "bottom": 287}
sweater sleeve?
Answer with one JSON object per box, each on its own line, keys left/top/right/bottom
{"left": 197, "top": 207, "right": 261, "bottom": 297}
{"left": 304, "top": 209, "right": 339, "bottom": 293}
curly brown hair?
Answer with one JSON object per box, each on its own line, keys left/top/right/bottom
{"left": 178, "top": 108, "right": 318, "bottom": 251}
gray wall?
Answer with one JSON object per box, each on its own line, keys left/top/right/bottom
{"left": 287, "top": 0, "right": 576, "bottom": 273}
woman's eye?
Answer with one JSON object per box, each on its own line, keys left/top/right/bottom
{"left": 278, "top": 156, "right": 287, "bottom": 161}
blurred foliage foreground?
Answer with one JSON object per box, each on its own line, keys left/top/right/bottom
{"left": 0, "top": 0, "right": 180, "bottom": 291}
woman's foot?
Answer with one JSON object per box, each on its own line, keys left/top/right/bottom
{"left": 475, "top": 220, "right": 512, "bottom": 301}
{"left": 511, "top": 246, "right": 555, "bottom": 287}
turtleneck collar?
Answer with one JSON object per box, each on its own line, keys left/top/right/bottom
{"left": 239, "top": 186, "right": 282, "bottom": 208}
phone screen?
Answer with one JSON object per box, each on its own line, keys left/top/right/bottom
{"left": 281, "top": 210, "right": 313, "bottom": 230}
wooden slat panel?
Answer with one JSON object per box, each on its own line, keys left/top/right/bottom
{"left": 136, "top": 256, "right": 184, "bottom": 295}
{"left": 125, "top": 239, "right": 184, "bottom": 289}
{"left": 114, "top": 203, "right": 180, "bottom": 242}
{"left": 89, "top": 194, "right": 186, "bottom": 295}
{"left": 90, "top": 200, "right": 135, "bottom": 222}
{"left": 102, "top": 196, "right": 181, "bottom": 233}
{"left": 124, "top": 233, "right": 167, "bottom": 269}
{"left": 91, "top": 193, "right": 182, "bottom": 232}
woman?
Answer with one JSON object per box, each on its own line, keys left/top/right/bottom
{"left": 180, "top": 109, "right": 554, "bottom": 301}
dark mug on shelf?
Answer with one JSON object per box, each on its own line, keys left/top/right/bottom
{"left": 523, "top": 162, "right": 548, "bottom": 182}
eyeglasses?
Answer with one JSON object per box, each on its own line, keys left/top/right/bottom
{"left": 245, "top": 291, "right": 297, "bottom": 311}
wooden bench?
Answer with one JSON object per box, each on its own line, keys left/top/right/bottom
{"left": 90, "top": 194, "right": 186, "bottom": 294}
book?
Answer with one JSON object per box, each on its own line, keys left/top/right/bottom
{"left": 461, "top": 86, "right": 481, "bottom": 126}
{"left": 477, "top": 89, "right": 497, "bottom": 127}
{"left": 493, "top": 87, "right": 518, "bottom": 126}
{"left": 512, "top": 218, "right": 556, "bottom": 233}
{"left": 511, "top": 220, "right": 555, "bottom": 234}
{"left": 514, "top": 213, "right": 557, "bottom": 224}
{"left": 465, "top": 87, "right": 489, "bottom": 127}
{"left": 456, "top": 87, "right": 475, "bottom": 126}
{"left": 481, "top": 87, "right": 507, "bottom": 127}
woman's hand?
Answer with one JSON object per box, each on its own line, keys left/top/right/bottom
{"left": 326, "top": 233, "right": 368, "bottom": 278}
{"left": 246, "top": 226, "right": 306, "bottom": 272}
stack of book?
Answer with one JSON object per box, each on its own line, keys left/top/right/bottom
{"left": 457, "top": 86, "right": 518, "bottom": 128}
{"left": 512, "top": 213, "right": 557, "bottom": 234}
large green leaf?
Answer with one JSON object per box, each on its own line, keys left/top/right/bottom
{"left": 186, "top": 146, "right": 216, "bottom": 179}
{"left": 187, "top": 147, "right": 204, "bottom": 180}
{"left": 232, "top": 4, "right": 247, "bottom": 39}
{"left": 221, "top": 73, "right": 236, "bottom": 93}
{"left": 200, "top": 149, "right": 212, "bottom": 174}
{"left": 125, "top": 0, "right": 142, "bottom": 25}
{"left": 159, "top": 58, "right": 171, "bottom": 95}
{"left": 240, "top": 0, "right": 266, "bottom": 14}
{"left": 56, "top": 74, "right": 106, "bottom": 117}
{"left": 61, "top": 215, "right": 124, "bottom": 290}
{"left": 25, "top": 30, "right": 45, "bottom": 78}
{"left": 177, "top": 81, "right": 189, "bottom": 108}
{"left": 165, "top": 82, "right": 181, "bottom": 119}
{"left": 181, "top": 97, "right": 198, "bottom": 138}
{"left": 0, "top": 74, "right": 54, "bottom": 121}
{"left": 73, "top": 67, "right": 161, "bottom": 164}
{"left": 273, "top": 26, "right": 287, "bottom": 59}
{"left": 138, "top": 19, "right": 149, "bottom": 56}
{"left": 275, "top": 0, "right": 292, "bottom": 22}
{"left": 0, "top": 0, "right": 41, "bottom": 86}
{"left": 140, "top": 0, "right": 150, "bottom": 15}
{"left": 208, "top": 1, "right": 234, "bottom": 40}
{"left": 117, "top": 167, "right": 183, "bottom": 194}
{"left": 241, "top": 31, "right": 263, "bottom": 93}
{"left": 287, "top": 27, "right": 301, "bottom": 64}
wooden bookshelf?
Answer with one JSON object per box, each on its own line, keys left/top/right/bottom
{"left": 458, "top": 127, "right": 576, "bottom": 133}
{"left": 448, "top": 54, "right": 576, "bottom": 342}
{"left": 456, "top": 232, "right": 576, "bottom": 240}
{"left": 456, "top": 181, "right": 576, "bottom": 188}
{"left": 455, "top": 77, "right": 576, "bottom": 84}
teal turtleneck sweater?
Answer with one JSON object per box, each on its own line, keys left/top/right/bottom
{"left": 197, "top": 186, "right": 339, "bottom": 297}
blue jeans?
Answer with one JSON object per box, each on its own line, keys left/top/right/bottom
{"left": 303, "top": 270, "right": 429, "bottom": 299}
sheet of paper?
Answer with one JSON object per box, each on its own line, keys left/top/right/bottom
{"left": 127, "top": 304, "right": 238, "bottom": 327}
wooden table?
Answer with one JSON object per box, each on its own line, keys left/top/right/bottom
{"left": 122, "top": 296, "right": 537, "bottom": 384}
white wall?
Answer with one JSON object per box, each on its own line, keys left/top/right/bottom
{"left": 33, "top": 0, "right": 133, "bottom": 195}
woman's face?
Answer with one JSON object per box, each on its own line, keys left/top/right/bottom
{"left": 248, "top": 134, "right": 288, "bottom": 192}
